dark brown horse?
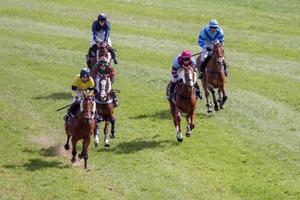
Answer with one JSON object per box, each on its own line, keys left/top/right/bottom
{"left": 201, "top": 43, "right": 227, "bottom": 112}
{"left": 64, "top": 92, "right": 96, "bottom": 169}
{"left": 168, "top": 66, "right": 198, "bottom": 142}
{"left": 94, "top": 74, "right": 116, "bottom": 147}
{"left": 87, "top": 41, "right": 112, "bottom": 69}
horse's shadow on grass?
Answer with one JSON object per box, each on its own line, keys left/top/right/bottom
{"left": 34, "top": 92, "right": 71, "bottom": 100}
{"left": 130, "top": 109, "right": 171, "bottom": 121}
{"left": 3, "top": 158, "right": 69, "bottom": 171}
{"left": 100, "top": 136, "right": 177, "bottom": 154}
{"left": 3, "top": 146, "right": 70, "bottom": 171}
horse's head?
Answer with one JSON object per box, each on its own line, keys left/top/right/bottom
{"left": 81, "top": 91, "right": 96, "bottom": 123}
{"left": 98, "top": 75, "right": 111, "bottom": 102}
{"left": 212, "top": 42, "right": 224, "bottom": 65}
{"left": 180, "top": 66, "right": 196, "bottom": 88}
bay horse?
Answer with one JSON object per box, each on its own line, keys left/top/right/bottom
{"left": 201, "top": 43, "right": 227, "bottom": 112}
{"left": 167, "top": 66, "right": 198, "bottom": 142}
{"left": 94, "top": 74, "right": 116, "bottom": 148}
{"left": 87, "top": 40, "right": 112, "bottom": 70}
{"left": 64, "top": 91, "right": 96, "bottom": 169}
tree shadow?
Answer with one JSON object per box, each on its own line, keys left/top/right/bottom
{"left": 130, "top": 109, "right": 171, "bottom": 121}
{"left": 100, "top": 137, "right": 176, "bottom": 154}
{"left": 34, "top": 92, "right": 71, "bottom": 100}
{"left": 3, "top": 158, "right": 69, "bottom": 171}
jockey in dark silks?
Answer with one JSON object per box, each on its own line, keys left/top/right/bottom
{"left": 87, "top": 13, "right": 118, "bottom": 65}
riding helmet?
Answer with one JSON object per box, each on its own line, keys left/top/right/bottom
{"left": 209, "top": 19, "right": 219, "bottom": 28}
{"left": 98, "top": 13, "right": 107, "bottom": 21}
{"left": 80, "top": 68, "right": 90, "bottom": 78}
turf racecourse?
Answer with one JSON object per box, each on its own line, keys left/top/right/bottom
{"left": 0, "top": 0, "right": 299, "bottom": 199}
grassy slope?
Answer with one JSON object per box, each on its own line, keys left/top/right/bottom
{"left": 0, "top": 0, "right": 299, "bottom": 199}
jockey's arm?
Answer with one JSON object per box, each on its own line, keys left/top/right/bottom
{"left": 198, "top": 29, "right": 206, "bottom": 48}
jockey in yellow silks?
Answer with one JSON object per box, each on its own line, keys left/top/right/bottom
{"left": 64, "top": 68, "right": 95, "bottom": 122}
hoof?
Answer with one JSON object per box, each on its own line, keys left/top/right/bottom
{"left": 95, "top": 143, "right": 98, "bottom": 148}
{"left": 104, "top": 143, "right": 110, "bottom": 148}
{"left": 186, "top": 132, "right": 191, "bottom": 137}
{"left": 214, "top": 106, "right": 219, "bottom": 111}
{"left": 71, "top": 157, "right": 76, "bottom": 163}
{"left": 207, "top": 109, "right": 213, "bottom": 113}
{"left": 78, "top": 153, "right": 83, "bottom": 159}
{"left": 110, "top": 133, "right": 115, "bottom": 139}
{"left": 220, "top": 104, "right": 224, "bottom": 110}
{"left": 64, "top": 144, "right": 70, "bottom": 150}
{"left": 177, "top": 137, "right": 183, "bottom": 142}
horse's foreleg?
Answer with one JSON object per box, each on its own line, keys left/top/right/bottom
{"left": 82, "top": 137, "right": 91, "bottom": 170}
{"left": 64, "top": 135, "right": 71, "bottom": 150}
{"left": 186, "top": 114, "right": 192, "bottom": 137}
{"left": 104, "top": 122, "right": 110, "bottom": 147}
{"left": 110, "top": 116, "right": 116, "bottom": 139}
{"left": 176, "top": 111, "right": 183, "bottom": 142}
{"left": 94, "top": 122, "right": 100, "bottom": 147}
{"left": 210, "top": 87, "right": 219, "bottom": 111}
{"left": 71, "top": 137, "right": 77, "bottom": 163}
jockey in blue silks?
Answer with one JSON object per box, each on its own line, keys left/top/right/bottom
{"left": 87, "top": 13, "right": 118, "bottom": 65}
{"left": 197, "top": 19, "right": 228, "bottom": 79}
{"left": 167, "top": 50, "right": 202, "bottom": 100}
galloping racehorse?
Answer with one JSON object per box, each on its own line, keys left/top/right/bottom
{"left": 201, "top": 43, "right": 227, "bottom": 112}
{"left": 94, "top": 74, "right": 116, "bottom": 147}
{"left": 87, "top": 40, "right": 112, "bottom": 70}
{"left": 168, "top": 66, "right": 198, "bottom": 142}
{"left": 64, "top": 92, "right": 96, "bottom": 169}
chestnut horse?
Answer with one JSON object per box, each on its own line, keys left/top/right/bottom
{"left": 94, "top": 74, "right": 116, "bottom": 147}
{"left": 64, "top": 92, "right": 96, "bottom": 169}
{"left": 87, "top": 41, "right": 112, "bottom": 70}
{"left": 168, "top": 66, "right": 197, "bottom": 142}
{"left": 201, "top": 43, "right": 227, "bottom": 112}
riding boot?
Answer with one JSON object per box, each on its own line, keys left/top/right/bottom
{"left": 168, "top": 81, "right": 176, "bottom": 100}
{"left": 109, "top": 49, "right": 118, "bottom": 64}
{"left": 86, "top": 45, "right": 97, "bottom": 67}
{"left": 110, "top": 90, "right": 119, "bottom": 107}
{"left": 223, "top": 59, "right": 228, "bottom": 77}
{"left": 198, "top": 55, "right": 211, "bottom": 79}
{"left": 194, "top": 82, "right": 203, "bottom": 99}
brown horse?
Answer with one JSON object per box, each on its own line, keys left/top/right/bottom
{"left": 94, "top": 74, "right": 116, "bottom": 147}
{"left": 64, "top": 92, "right": 96, "bottom": 169}
{"left": 87, "top": 41, "right": 112, "bottom": 69}
{"left": 201, "top": 43, "right": 227, "bottom": 112}
{"left": 168, "top": 66, "right": 197, "bottom": 142}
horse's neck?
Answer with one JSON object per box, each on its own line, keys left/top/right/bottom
{"left": 208, "top": 54, "right": 221, "bottom": 71}
{"left": 177, "top": 84, "right": 192, "bottom": 97}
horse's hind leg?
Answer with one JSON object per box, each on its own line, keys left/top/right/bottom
{"left": 71, "top": 137, "right": 77, "bottom": 163}
{"left": 110, "top": 117, "right": 116, "bottom": 139}
{"left": 104, "top": 122, "right": 110, "bottom": 147}
{"left": 64, "top": 135, "right": 71, "bottom": 150}
{"left": 202, "top": 81, "right": 212, "bottom": 113}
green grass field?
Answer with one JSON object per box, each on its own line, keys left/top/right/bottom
{"left": 0, "top": 0, "right": 299, "bottom": 199}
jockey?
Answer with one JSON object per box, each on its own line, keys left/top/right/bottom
{"left": 64, "top": 68, "right": 95, "bottom": 122}
{"left": 167, "top": 50, "right": 202, "bottom": 100}
{"left": 87, "top": 13, "right": 118, "bottom": 65}
{"left": 91, "top": 56, "right": 119, "bottom": 107}
{"left": 197, "top": 19, "right": 228, "bottom": 79}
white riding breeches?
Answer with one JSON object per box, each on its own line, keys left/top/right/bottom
{"left": 90, "top": 32, "right": 112, "bottom": 47}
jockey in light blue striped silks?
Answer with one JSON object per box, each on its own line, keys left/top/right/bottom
{"left": 196, "top": 19, "right": 228, "bottom": 79}
{"left": 167, "top": 50, "right": 202, "bottom": 100}
{"left": 87, "top": 13, "right": 118, "bottom": 65}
